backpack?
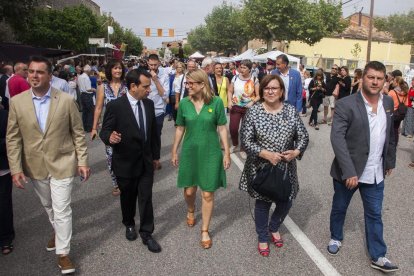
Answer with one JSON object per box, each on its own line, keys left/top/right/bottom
{"left": 393, "top": 93, "right": 407, "bottom": 120}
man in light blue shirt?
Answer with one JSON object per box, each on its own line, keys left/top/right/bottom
{"left": 51, "top": 75, "right": 69, "bottom": 93}
{"left": 147, "top": 54, "right": 169, "bottom": 169}
{"left": 32, "top": 88, "right": 51, "bottom": 132}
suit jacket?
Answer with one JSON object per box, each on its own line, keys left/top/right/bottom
{"left": 330, "top": 92, "right": 396, "bottom": 182}
{"left": 99, "top": 95, "right": 160, "bottom": 178}
{"left": 271, "top": 68, "right": 303, "bottom": 111}
{"left": 0, "top": 74, "right": 9, "bottom": 110}
{"left": 0, "top": 109, "right": 8, "bottom": 170}
{"left": 6, "top": 87, "right": 88, "bottom": 179}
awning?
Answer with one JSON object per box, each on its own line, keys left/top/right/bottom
{"left": 0, "top": 43, "right": 72, "bottom": 62}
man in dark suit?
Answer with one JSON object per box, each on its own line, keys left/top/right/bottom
{"left": 328, "top": 61, "right": 398, "bottom": 273}
{"left": 100, "top": 69, "right": 161, "bottom": 253}
{"left": 271, "top": 54, "right": 302, "bottom": 112}
{"left": 258, "top": 59, "right": 275, "bottom": 82}
{"left": 0, "top": 65, "right": 13, "bottom": 110}
{"left": 0, "top": 108, "right": 14, "bottom": 255}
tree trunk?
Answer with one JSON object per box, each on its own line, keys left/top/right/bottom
{"left": 267, "top": 38, "right": 273, "bottom": 51}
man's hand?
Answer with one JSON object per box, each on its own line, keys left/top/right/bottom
{"left": 78, "top": 166, "right": 91, "bottom": 182}
{"left": 385, "top": 169, "right": 393, "bottom": 176}
{"left": 12, "top": 172, "right": 28, "bottom": 189}
{"left": 109, "top": 131, "right": 121, "bottom": 144}
{"left": 149, "top": 70, "right": 158, "bottom": 80}
{"left": 345, "top": 176, "right": 358, "bottom": 190}
{"left": 153, "top": 160, "right": 161, "bottom": 170}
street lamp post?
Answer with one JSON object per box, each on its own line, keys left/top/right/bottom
{"left": 366, "top": 0, "right": 375, "bottom": 63}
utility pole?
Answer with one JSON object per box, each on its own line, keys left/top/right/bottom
{"left": 366, "top": 0, "right": 374, "bottom": 62}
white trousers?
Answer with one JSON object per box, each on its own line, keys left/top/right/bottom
{"left": 32, "top": 177, "right": 74, "bottom": 255}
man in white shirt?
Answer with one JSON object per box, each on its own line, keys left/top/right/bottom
{"left": 147, "top": 54, "right": 169, "bottom": 169}
{"left": 328, "top": 61, "right": 398, "bottom": 273}
{"left": 51, "top": 75, "right": 70, "bottom": 93}
{"left": 77, "top": 65, "right": 96, "bottom": 132}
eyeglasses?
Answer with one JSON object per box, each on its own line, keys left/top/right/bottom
{"left": 184, "top": 81, "right": 202, "bottom": 87}
{"left": 331, "top": 67, "right": 338, "bottom": 70}
{"left": 263, "top": 87, "right": 281, "bottom": 93}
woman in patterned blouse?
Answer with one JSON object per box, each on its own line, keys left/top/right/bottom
{"left": 91, "top": 59, "right": 128, "bottom": 196}
{"left": 239, "top": 74, "right": 309, "bottom": 257}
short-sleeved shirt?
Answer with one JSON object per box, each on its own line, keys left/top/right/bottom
{"left": 231, "top": 75, "right": 258, "bottom": 107}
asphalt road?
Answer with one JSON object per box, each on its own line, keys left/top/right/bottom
{"left": 1, "top": 112, "right": 413, "bottom": 276}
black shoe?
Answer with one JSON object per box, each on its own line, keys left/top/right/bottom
{"left": 125, "top": 226, "right": 137, "bottom": 241}
{"left": 371, "top": 257, "right": 399, "bottom": 273}
{"left": 142, "top": 236, "right": 162, "bottom": 253}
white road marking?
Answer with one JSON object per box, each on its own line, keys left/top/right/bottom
{"left": 230, "top": 153, "right": 341, "bottom": 276}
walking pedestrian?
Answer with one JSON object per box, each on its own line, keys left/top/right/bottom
{"left": 328, "top": 61, "right": 398, "bottom": 273}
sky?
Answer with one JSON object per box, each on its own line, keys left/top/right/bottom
{"left": 93, "top": 0, "right": 414, "bottom": 49}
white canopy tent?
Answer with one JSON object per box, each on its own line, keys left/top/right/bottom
{"left": 213, "top": 56, "right": 234, "bottom": 63}
{"left": 189, "top": 51, "right": 205, "bottom": 59}
{"left": 253, "top": 50, "right": 300, "bottom": 70}
{"left": 232, "top": 49, "right": 257, "bottom": 61}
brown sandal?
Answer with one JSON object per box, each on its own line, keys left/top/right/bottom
{"left": 186, "top": 209, "right": 195, "bottom": 227}
{"left": 200, "top": 230, "right": 212, "bottom": 249}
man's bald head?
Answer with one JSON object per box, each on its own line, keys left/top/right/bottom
{"left": 14, "top": 62, "right": 28, "bottom": 78}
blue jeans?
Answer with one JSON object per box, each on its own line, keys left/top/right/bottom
{"left": 255, "top": 199, "right": 292, "bottom": 243}
{"left": 330, "top": 179, "right": 386, "bottom": 260}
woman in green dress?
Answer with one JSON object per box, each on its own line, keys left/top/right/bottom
{"left": 171, "top": 69, "right": 231, "bottom": 249}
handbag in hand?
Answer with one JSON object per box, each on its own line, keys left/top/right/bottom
{"left": 251, "top": 162, "right": 292, "bottom": 202}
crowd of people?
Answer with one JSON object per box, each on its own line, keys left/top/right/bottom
{"left": 0, "top": 51, "right": 413, "bottom": 274}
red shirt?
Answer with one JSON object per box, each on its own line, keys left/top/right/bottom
{"left": 8, "top": 75, "right": 30, "bottom": 97}
{"left": 408, "top": 87, "right": 414, "bottom": 108}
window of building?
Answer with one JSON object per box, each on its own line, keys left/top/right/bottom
{"left": 347, "top": 60, "right": 358, "bottom": 70}
{"left": 325, "top": 59, "right": 334, "bottom": 71}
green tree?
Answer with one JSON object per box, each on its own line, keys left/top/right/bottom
{"left": 0, "top": 0, "right": 38, "bottom": 32}
{"left": 94, "top": 13, "right": 124, "bottom": 44}
{"left": 242, "top": 0, "right": 346, "bottom": 50}
{"left": 17, "top": 5, "right": 99, "bottom": 51}
{"left": 375, "top": 10, "right": 414, "bottom": 44}
{"left": 204, "top": 3, "right": 249, "bottom": 53}
{"left": 122, "top": 29, "right": 144, "bottom": 56}
{"left": 188, "top": 3, "right": 249, "bottom": 54}
{"left": 187, "top": 25, "right": 211, "bottom": 53}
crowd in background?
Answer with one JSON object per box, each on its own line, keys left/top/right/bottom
{"left": 0, "top": 53, "right": 413, "bottom": 274}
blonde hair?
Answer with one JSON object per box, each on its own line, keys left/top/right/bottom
{"left": 186, "top": 69, "right": 213, "bottom": 104}
{"left": 176, "top": 61, "right": 185, "bottom": 73}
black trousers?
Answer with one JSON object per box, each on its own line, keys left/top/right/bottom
{"left": 310, "top": 102, "right": 320, "bottom": 125}
{"left": 80, "top": 93, "right": 94, "bottom": 132}
{"left": 0, "top": 173, "right": 14, "bottom": 246}
{"left": 117, "top": 173, "right": 154, "bottom": 238}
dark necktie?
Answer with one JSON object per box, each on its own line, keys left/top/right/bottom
{"left": 137, "top": 101, "right": 146, "bottom": 141}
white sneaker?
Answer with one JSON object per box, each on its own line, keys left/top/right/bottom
{"left": 230, "top": 146, "right": 238, "bottom": 153}
{"left": 239, "top": 151, "right": 247, "bottom": 159}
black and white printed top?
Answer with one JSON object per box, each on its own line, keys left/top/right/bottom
{"left": 239, "top": 102, "right": 309, "bottom": 202}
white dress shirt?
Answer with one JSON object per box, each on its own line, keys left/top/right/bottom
{"left": 359, "top": 93, "right": 387, "bottom": 184}
{"left": 280, "top": 71, "right": 290, "bottom": 100}
{"left": 51, "top": 75, "right": 70, "bottom": 93}
{"left": 126, "top": 92, "right": 146, "bottom": 136}
{"left": 77, "top": 73, "right": 92, "bottom": 93}
{"left": 147, "top": 67, "right": 169, "bottom": 117}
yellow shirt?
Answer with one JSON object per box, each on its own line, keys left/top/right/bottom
{"left": 216, "top": 76, "right": 228, "bottom": 108}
